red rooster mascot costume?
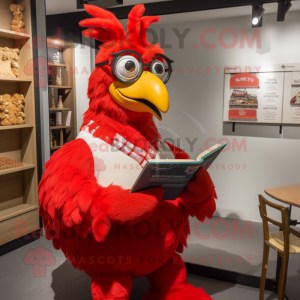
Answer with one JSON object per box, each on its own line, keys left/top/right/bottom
{"left": 39, "top": 4, "right": 217, "bottom": 300}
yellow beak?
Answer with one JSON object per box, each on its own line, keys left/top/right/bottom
{"left": 109, "top": 71, "right": 169, "bottom": 121}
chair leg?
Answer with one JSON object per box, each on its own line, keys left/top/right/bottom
{"left": 260, "top": 243, "right": 270, "bottom": 300}
{"left": 277, "top": 253, "right": 289, "bottom": 300}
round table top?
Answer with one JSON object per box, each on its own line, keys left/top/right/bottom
{"left": 265, "top": 183, "right": 300, "bottom": 208}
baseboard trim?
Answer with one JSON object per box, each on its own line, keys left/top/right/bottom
{"left": 0, "top": 230, "right": 41, "bottom": 257}
{"left": 186, "top": 262, "right": 275, "bottom": 291}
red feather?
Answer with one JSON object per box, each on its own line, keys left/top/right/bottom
{"left": 165, "top": 142, "right": 191, "bottom": 159}
{"left": 80, "top": 4, "right": 126, "bottom": 41}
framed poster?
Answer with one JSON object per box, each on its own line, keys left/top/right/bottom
{"left": 223, "top": 65, "right": 284, "bottom": 124}
{"left": 282, "top": 69, "right": 300, "bottom": 124}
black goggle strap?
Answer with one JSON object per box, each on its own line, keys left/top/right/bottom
{"left": 95, "top": 60, "right": 110, "bottom": 68}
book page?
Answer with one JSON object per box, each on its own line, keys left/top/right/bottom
{"left": 197, "top": 143, "right": 221, "bottom": 161}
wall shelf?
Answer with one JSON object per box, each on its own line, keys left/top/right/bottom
{"left": 0, "top": 204, "right": 38, "bottom": 223}
{"left": 0, "top": 163, "right": 35, "bottom": 176}
{"left": 49, "top": 85, "right": 72, "bottom": 89}
{"left": 49, "top": 108, "right": 72, "bottom": 111}
{"left": 50, "top": 126, "right": 73, "bottom": 129}
{"left": 48, "top": 63, "right": 67, "bottom": 67}
{"left": 50, "top": 146, "right": 62, "bottom": 150}
{"left": 0, "top": 28, "right": 30, "bottom": 40}
{"left": 0, "top": 124, "right": 34, "bottom": 130}
{"left": 0, "top": 77, "right": 32, "bottom": 83}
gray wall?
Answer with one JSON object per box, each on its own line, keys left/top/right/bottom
{"left": 150, "top": 11, "right": 300, "bottom": 222}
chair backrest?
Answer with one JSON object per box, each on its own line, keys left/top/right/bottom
{"left": 258, "top": 194, "right": 290, "bottom": 253}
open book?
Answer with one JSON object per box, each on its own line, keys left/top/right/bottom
{"left": 130, "top": 143, "right": 227, "bottom": 200}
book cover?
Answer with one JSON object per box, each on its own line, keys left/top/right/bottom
{"left": 130, "top": 143, "right": 227, "bottom": 200}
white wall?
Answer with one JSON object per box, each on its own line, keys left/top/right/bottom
{"left": 75, "top": 41, "right": 94, "bottom": 134}
{"left": 150, "top": 11, "right": 300, "bottom": 222}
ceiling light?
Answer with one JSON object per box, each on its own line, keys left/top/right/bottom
{"left": 252, "top": 5, "right": 265, "bottom": 28}
{"left": 277, "top": 0, "right": 292, "bottom": 21}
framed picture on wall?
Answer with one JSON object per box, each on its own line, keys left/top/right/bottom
{"left": 223, "top": 65, "right": 284, "bottom": 124}
{"left": 282, "top": 66, "right": 300, "bottom": 124}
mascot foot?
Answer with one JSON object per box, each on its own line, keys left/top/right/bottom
{"left": 142, "top": 284, "right": 212, "bottom": 300}
{"left": 142, "top": 254, "right": 212, "bottom": 300}
{"left": 91, "top": 273, "right": 132, "bottom": 300}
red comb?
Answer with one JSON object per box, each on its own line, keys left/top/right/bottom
{"left": 79, "top": 4, "right": 126, "bottom": 42}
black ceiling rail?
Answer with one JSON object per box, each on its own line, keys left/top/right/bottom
{"left": 77, "top": 0, "right": 123, "bottom": 10}
{"left": 108, "top": 0, "right": 279, "bottom": 19}
{"left": 46, "top": 0, "right": 292, "bottom": 44}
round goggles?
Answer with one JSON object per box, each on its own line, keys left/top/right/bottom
{"left": 95, "top": 50, "right": 174, "bottom": 84}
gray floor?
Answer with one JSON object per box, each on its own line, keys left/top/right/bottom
{"left": 0, "top": 217, "right": 299, "bottom": 300}
{"left": 184, "top": 217, "right": 300, "bottom": 286}
{"left": 0, "top": 237, "right": 277, "bottom": 300}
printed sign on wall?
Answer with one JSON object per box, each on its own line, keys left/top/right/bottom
{"left": 282, "top": 71, "right": 300, "bottom": 124}
{"left": 223, "top": 69, "right": 284, "bottom": 124}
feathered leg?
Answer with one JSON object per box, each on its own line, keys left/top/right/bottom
{"left": 141, "top": 253, "right": 212, "bottom": 300}
{"left": 91, "top": 273, "right": 132, "bottom": 300}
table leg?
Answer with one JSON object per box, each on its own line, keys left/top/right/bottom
{"left": 274, "top": 205, "right": 292, "bottom": 293}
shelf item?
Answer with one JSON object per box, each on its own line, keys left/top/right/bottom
{"left": 50, "top": 125, "right": 73, "bottom": 129}
{"left": 60, "top": 129, "right": 64, "bottom": 146}
{"left": 49, "top": 87, "right": 55, "bottom": 109}
{"left": 52, "top": 52, "right": 60, "bottom": 64}
{"left": 0, "top": 157, "right": 23, "bottom": 170}
{"left": 49, "top": 85, "right": 72, "bottom": 89}
{"left": 55, "top": 66, "right": 62, "bottom": 86}
{"left": 0, "top": 163, "right": 35, "bottom": 176}
{"left": 9, "top": 4, "right": 26, "bottom": 33}
{"left": 0, "top": 46, "right": 20, "bottom": 78}
{"left": 0, "top": 124, "right": 33, "bottom": 130}
{"left": 0, "top": 204, "right": 37, "bottom": 222}
{"left": 56, "top": 111, "right": 62, "bottom": 126}
{"left": 0, "top": 93, "right": 25, "bottom": 126}
{"left": 57, "top": 95, "right": 64, "bottom": 109}
{"left": 0, "top": 28, "right": 30, "bottom": 40}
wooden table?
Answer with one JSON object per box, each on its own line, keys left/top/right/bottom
{"left": 265, "top": 184, "right": 300, "bottom": 209}
{"left": 264, "top": 184, "right": 300, "bottom": 299}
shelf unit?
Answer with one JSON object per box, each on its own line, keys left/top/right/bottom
{"left": 47, "top": 38, "right": 77, "bottom": 156}
{"left": 0, "top": 0, "right": 39, "bottom": 245}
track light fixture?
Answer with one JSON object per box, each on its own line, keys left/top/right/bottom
{"left": 252, "top": 5, "right": 265, "bottom": 28}
{"left": 277, "top": 0, "right": 292, "bottom": 21}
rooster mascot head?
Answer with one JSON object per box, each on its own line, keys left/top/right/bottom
{"left": 79, "top": 4, "right": 174, "bottom": 153}
{"left": 39, "top": 4, "right": 217, "bottom": 300}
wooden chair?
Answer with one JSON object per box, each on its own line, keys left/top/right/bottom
{"left": 258, "top": 194, "right": 300, "bottom": 300}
